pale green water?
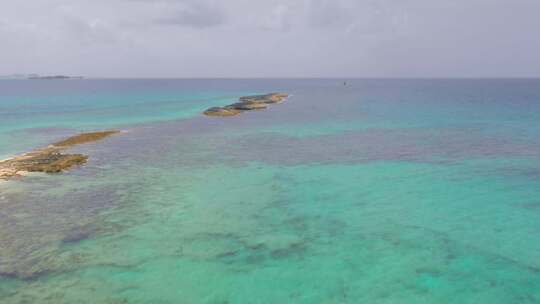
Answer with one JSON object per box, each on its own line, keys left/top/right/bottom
{"left": 1, "top": 79, "right": 540, "bottom": 303}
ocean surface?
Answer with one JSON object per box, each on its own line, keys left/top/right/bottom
{"left": 1, "top": 79, "right": 540, "bottom": 303}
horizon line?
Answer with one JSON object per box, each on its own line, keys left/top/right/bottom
{"left": 3, "top": 76, "right": 540, "bottom": 80}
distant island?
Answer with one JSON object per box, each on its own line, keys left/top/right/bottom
{"left": 28, "top": 75, "right": 84, "bottom": 80}
{"left": 0, "top": 74, "right": 83, "bottom": 80}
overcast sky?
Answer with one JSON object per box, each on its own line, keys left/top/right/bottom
{"left": 1, "top": 0, "right": 539, "bottom": 78}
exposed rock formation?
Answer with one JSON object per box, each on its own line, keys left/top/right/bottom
{"left": 203, "top": 107, "right": 242, "bottom": 117}
{"left": 239, "top": 93, "right": 288, "bottom": 104}
{"left": 0, "top": 130, "right": 120, "bottom": 180}
{"left": 52, "top": 130, "right": 119, "bottom": 147}
{"left": 203, "top": 93, "right": 288, "bottom": 117}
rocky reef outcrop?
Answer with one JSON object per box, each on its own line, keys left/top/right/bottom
{"left": 203, "top": 107, "right": 242, "bottom": 117}
{"left": 0, "top": 131, "right": 120, "bottom": 180}
{"left": 203, "top": 93, "right": 288, "bottom": 117}
{"left": 51, "top": 130, "right": 118, "bottom": 147}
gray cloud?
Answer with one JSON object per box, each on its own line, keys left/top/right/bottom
{"left": 258, "top": 4, "right": 293, "bottom": 31}
{"left": 306, "top": 0, "right": 354, "bottom": 28}
{"left": 153, "top": 1, "right": 226, "bottom": 28}
{"left": 0, "top": 0, "right": 539, "bottom": 77}
{"left": 60, "top": 16, "right": 122, "bottom": 45}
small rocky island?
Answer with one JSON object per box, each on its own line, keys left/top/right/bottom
{"left": 203, "top": 93, "right": 288, "bottom": 117}
{"left": 28, "top": 75, "right": 84, "bottom": 80}
{"left": 0, "top": 131, "right": 119, "bottom": 180}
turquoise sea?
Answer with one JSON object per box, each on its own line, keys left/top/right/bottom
{"left": 1, "top": 79, "right": 540, "bottom": 303}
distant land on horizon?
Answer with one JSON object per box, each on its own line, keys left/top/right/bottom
{"left": 0, "top": 74, "right": 83, "bottom": 80}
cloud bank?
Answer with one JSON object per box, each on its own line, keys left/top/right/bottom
{"left": 1, "top": 0, "right": 539, "bottom": 77}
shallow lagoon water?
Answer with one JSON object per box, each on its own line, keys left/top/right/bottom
{"left": 1, "top": 79, "right": 540, "bottom": 303}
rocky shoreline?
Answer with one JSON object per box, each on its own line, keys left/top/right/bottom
{"left": 0, "top": 131, "right": 119, "bottom": 181}
{"left": 204, "top": 93, "right": 288, "bottom": 117}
